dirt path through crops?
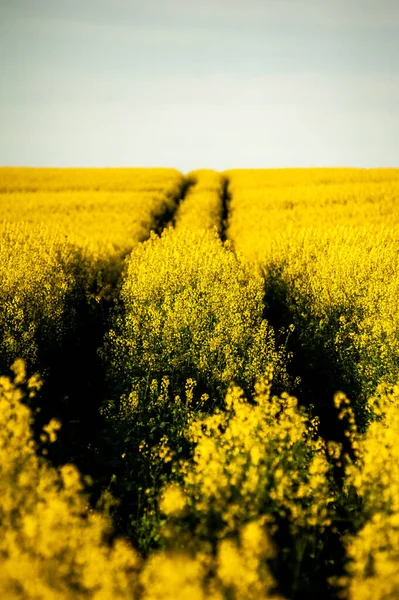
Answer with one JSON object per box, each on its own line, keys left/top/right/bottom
{"left": 219, "top": 175, "right": 231, "bottom": 242}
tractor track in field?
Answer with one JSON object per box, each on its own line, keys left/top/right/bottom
{"left": 219, "top": 175, "right": 231, "bottom": 242}
{"left": 38, "top": 174, "right": 196, "bottom": 477}
{"left": 153, "top": 175, "right": 196, "bottom": 236}
{"left": 215, "top": 173, "right": 355, "bottom": 447}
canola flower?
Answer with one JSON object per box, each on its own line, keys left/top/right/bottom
{"left": 105, "top": 226, "right": 288, "bottom": 403}
{"left": 338, "top": 383, "right": 399, "bottom": 600}
{"left": 102, "top": 225, "right": 288, "bottom": 554}
{"left": 160, "top": 372, "right": 334, "bottom": 549}
{"left": 0, "top": 222, "right": 93, "bottom": 372}
{"left": 1, "top": 359, "right": 287, "bottom": 600}
{"left": 0, "top": 167, "right": 184, "bottom": 375}
{"left": 0, "top": 360, "right": 141, "bottom": 599}
{"left": 265, "top": 226, "right": 399, "bottom": 425}
{"left": 140, "top": 519, "right": 284, "bottom": 600}
{"left": 226, "top": 168, "right": 399, "bottom": 426}
{"left": 138, "top": 374, "right": 335, "bottom": 600}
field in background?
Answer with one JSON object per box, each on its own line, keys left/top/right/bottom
{"left": 1, "top": 167, "right": 399, "bottom": 600}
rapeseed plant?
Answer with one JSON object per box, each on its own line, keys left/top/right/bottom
{"left": 140, "top": 518, "right": 284, "bottom": 600}
{"left": 102, "top": 226, "right": 288, "bottom": 551}
{"left": 0, "top": 360, "right": 288, "bottom": 599}
{"left": 155, "top": 375, "right": 334, "bottom": 598}
{"left": 0, "top": 222, "right": 89, "bottom": 372}
{"left": 0, "top": 360, "right": 141, "bottom": 599}
{"left": 105, "top": 226, "right": 288, "bottom": 404}
{"left": 226, "top": 168, "right": 399, "bottom": 428}
{"left": 160, "top": 373, "right": 334, "bottom": 542}
{"left": 338, "top": 383, "right": 399, "bottom": 599}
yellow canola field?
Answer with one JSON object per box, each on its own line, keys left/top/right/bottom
{"left": 0, "top": 167, "right": 181, "bottom": 193}
{"left": 226, "top": 167, "right": 399, "bottom": 599}
{"left": 0, "top": 168, "right": 184, "bottom": 257}
{"left": 0, "top": 362, "right": 141, "bottom": 600}
{"left": 226, "top": 168, "right": 399, "bottom": 416}
{"left": 226, "top": 166, "right": 398, "bottom": 189}
{"left": 0, "top": 362, "right": 293, "bottom": 600}
{"left": 227, "top": 168, "right": 399, "bottom": 263}
{"left": 0, "top": 168, "right": 183, "bottom": 371}
{"left": 3, "top": 166, "right": 399, "bottom": 599}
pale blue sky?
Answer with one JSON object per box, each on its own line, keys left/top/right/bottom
{"left": 0, "top": 0, "right": 398, "bottom": 170}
